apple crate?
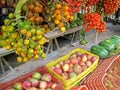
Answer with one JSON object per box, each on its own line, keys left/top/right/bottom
{"left": 0, "top": 66, "right": 62, "bottom": 90}
{"left": 46, "top": 48, "right": 99, "bottom": 90}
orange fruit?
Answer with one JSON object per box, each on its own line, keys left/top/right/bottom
{"left": 54, "top": 19, "right": 60, "bottom": 24}
{"left": 64, "top": 11, "right": 69, "bottom": 16}
{"left": 56, "top": 15, "right": 62, "bottom": 20}
{"left": 58, "top": 23, "right": 64, "bottom": 28}
{"left": 43, "top": 24, "right": 49, "bottom": 29}
{"left": 56, "top": 3, "right": 62, "bottom": 9}
{"left": 70, "top": 16, "right": 74, "bottom": 21}
{"left": 55, "top": 9, "right": 61, "bottom": 14}
{"left": 66, "top": 15, "right": 70, "bottom": 20}
{"left": 63, "top": 5, "right": 69, "bottom": 11}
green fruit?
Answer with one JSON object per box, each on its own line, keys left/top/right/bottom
{"left": 18, "top": 21, "right": 24, "bottom": 28}
{"left": 32, "top": 72, "right": 41, "bottom": 80}
{"left": 13, "top": 82, "right": 23, "bottom": 90}
{"left": 4, "top": 19, "right": 10, "bottom": 25}
{"left": 28, "top": 48, "right": 34, "bottom": 54}
{"left": 24, "top": 39, "right": 30, "bottom": 45}
{"left": 31, "top": 28, "right": 36, "bottom": 34}
{"left": 8, "top": 25, "right": 14, "bottom": 32}
{"left": 1, "top": 25, "right": 6, "bottom": 31}
{"left": 69, "top": 72, "right": 77, "bottom": 78}
{"left": 8, "top": 13, "right": 14, "bottom": 19}
{"left": 80, "top": 39, "right": 87, "bottom": 45}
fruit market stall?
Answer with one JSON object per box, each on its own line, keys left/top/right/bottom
{"left": 0, "top": 0, "right": 120, "bottom": 90}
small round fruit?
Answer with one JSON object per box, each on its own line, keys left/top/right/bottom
{"left": 60, "top": 27, "right": 66, "bottom": 32}
{"left": 17, "top": 57, "right": 23, "bottom": 62}
{"left": 8, "top": 13, "right": 14, "bottom": 19}
{"left": 24, "top": 39, "right": 30, "bottom": 45}
{"left": 23, "top": 57, "right": 29, "bottom": 62}
{"left": 32, "top": 72, "right": 41, "bottom": 80}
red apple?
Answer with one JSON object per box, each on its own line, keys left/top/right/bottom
{"left": 77, "top": 56, "right": 82, "bottom": 63}
{"left": 51, "top": 83, "right": 57, "bottom": 89}
{"left": 59, "top": 61, "right": 64, "bottom": 65}
{"left": 80, "top": 62, "right": 86, "bottom": 66}
{"left": 54, "top": 68, "right": 62, "bottom": 75}
{"left": 61, "top": 72, "right": 69, "bottom": 80}
{"left": 41, "top": 73, "right": 52, "bottom": 82}
{"left": 39, "top": 81, "right": 47, "bottom": 89}
{"left": 70, "top": 58, "right": 78, "bottom": 64}
{"left": 86, "top": 61, "right": 92, "bottom": 67}
{"left": 68, "top": 68, "right": 74, "bottom": 73}
{"left": 81, "top": 54, "right": 87, "bottom": 62}
{"left": 62, "top": 63, "right": 69, "bottom": 72}
{"left": 29, "top": 78, "right": 39, "bottom": 87}
{"left": 90, "top": 56, "right": 97, "bottom": 63}
{"left": 50, "top": 66, "right": 55, "bottom": 70}
{"left": 47, "top": 82, "right": 52, "bottom": 88}
{"left": 22, "top": 80, "right": 31, "bottom": 89}
{"left": 81, "top": 65, "right": 87, "bottom": 71}
{"left": 87, "top": 55, "right": 92, "bottom": 61}
{"left": 70, "top": 53, "right": 77, "bottom": 59}
{"left": 65, "top": 59, "right": 71, "bottom": 64}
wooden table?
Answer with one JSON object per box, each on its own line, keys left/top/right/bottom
{"left": 44, "top": 26, "right": 83, "bottom": 54}
{"left": 0, "top": 48, "right": 14, "bottom": 75}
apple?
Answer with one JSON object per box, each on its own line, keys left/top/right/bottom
{"left": 29, "top": 78, "right": 39, "bottom": 87}
{"left": 26, "top": 87, "right": 37, "bottom": 90}
{"left": 86, "top": 61, "right": 92, "bottom": 67}
{"left": 22, "top": 80, "right": 31, "bottom": 89}
{"left": 62, "top": 63, "right": 69, "bottom": 72}
{"left": 13, "top": 82, "right": 23, "bottom": 90}
{"left": 65, "top": 59, "right": 70, "bottom": 64}
{"left": 59, "top": 61, "right": 64, "bottom": 65}
{"left": 81, "top": 54, "right": 87, "bottom": 62}
{"left": 70, "top": 53, "right": 77, "bottom": 59}
{"left": 81, "top": 65, "right": 87, "bottom": 71}
{"left": 77, "top": 57, "right": 82, "bottom": 63}
{"left": 69, "top": 63, "right": 74, "bottom": 68}
{"left": 76, "top": 52, "right": 82, "bottom": 57}
{"left": 68, "top": 68, "right": 74, "bottom": 73}
{"left": 87, "top": 55, "right": 92, "bottom": 61}
{"left": 54, "top": 68, "right": 62, "bottom": 75}
{"left": 70, "top": 58, "right": 78, "bottom": 64}
{"left": 51, "top": 83, "right": 57, "bottom": 89}
{"left": 32, "top": 72, "right": 41, "bottom": 80}
{"left": 61, "top": 72, "right": 69, "bottom": 80}
{"left": 41, "top": 73, "right": 52, "bottom": 82}
{"left": 39, "top": 81, "right": 47, "bottom": 89}
{"left": 55, "top": 64, "right": 61, "bottom": 68}
{"left": 50, "top": 66, "right": 55, "bottom": 70}
{"left": 46, "top": 88, "right": 52, "bottom": 90}
{"left": 90, "top": 56, "right": 97, "bottom": 63}
{"left": 47, "top": 82, "right": 52, "bottom": 88}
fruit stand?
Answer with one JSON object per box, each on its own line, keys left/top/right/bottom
{"left": 0, "top": 0, "right": 120, "bottom": 90}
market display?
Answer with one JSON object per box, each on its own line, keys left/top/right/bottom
{"left": 0, "top": 0, "right": 120, "bottom": 90}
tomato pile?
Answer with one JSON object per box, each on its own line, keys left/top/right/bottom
{"left": 103, "top": 0, "right": 120, "bottom": 14}
{"left": 83, "top": 12, "right": 106, "bottom": 32}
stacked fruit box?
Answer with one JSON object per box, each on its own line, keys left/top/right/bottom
{"left": 83, "top": 55, "right": 120, "bottom": 90}
{"left": 46, "top": 48, "right": 99, "bottom": 90}
{"left": 0, "top": 66, "right": 62, "bottom": 90}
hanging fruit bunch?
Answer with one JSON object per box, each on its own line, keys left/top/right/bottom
{"left": 83, "top": 12, "right": 106, "bottom": 33}
{"left": 1, "top": 0, "right": 47, "bottom": 62}
{"left": 103, "top": 0, "right": 120, "bottom": 15}
{"left": 26, "top": 1, "right": 44, "bottom": 25}
{"left": 64, "top": 0, "right": 83, "bottom": 15}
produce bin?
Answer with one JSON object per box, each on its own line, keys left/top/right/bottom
{"left": 0, "top": 66, "right": 62, "bottom": 90}
{"left": 83, "top": 55, "right": 120, "bottom": 90}
{"left": 46, "top": 48, "right": 99, "bottom": 90}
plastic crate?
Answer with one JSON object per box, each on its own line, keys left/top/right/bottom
{"left": 83, "top": 55, "right": 120, "bottom": 90}
{"left": 46, "top": 48, "right": 99, "bottom": 90}
{"left": 0, "top": 66, "right": 62, "bottom": 90}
